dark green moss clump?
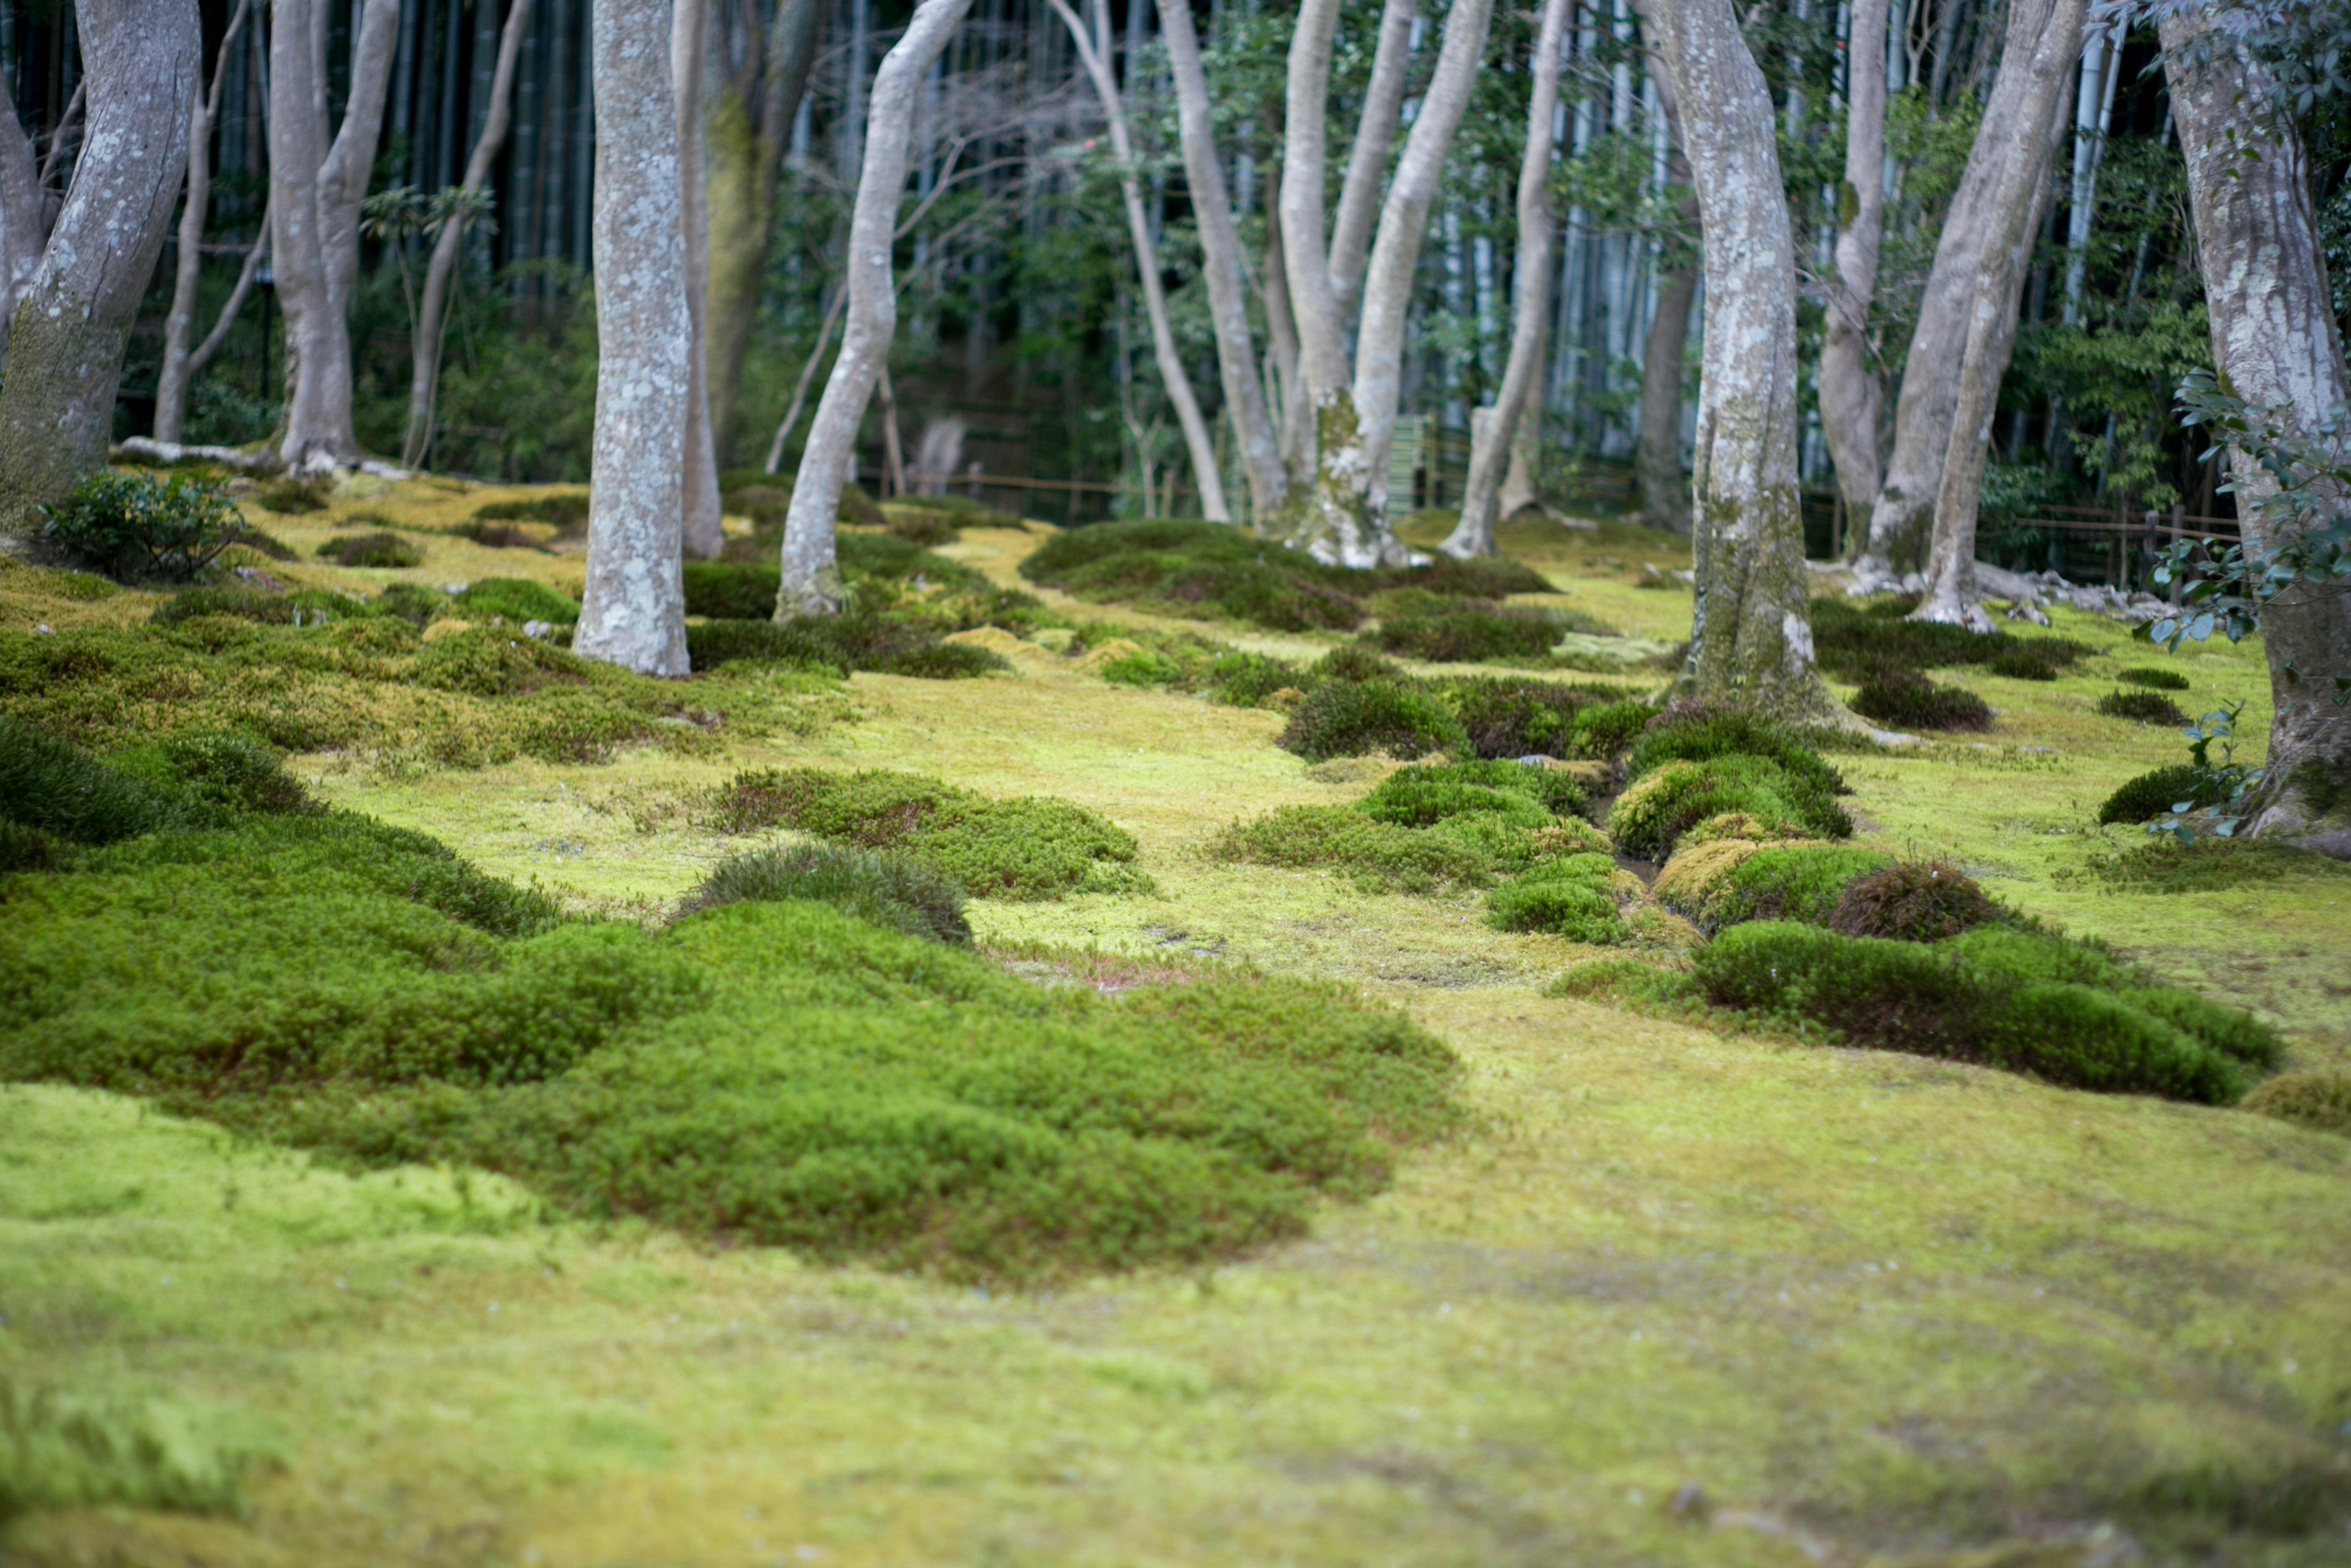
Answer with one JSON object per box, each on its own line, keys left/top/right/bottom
{"left": 684, "top": 620, "right": 850, "bottom": 676}
{"left": 318, "top": 531, "right": 424, "bottom": 569}
{"left": 1278, "top": 681, "right": 1468, "bottom": 762}
{"left": 2097, "top": 765, "right": 2213, "bottom": 825}
{"left": 680, "top": 841, "right": 970, "bottom": 945}
{"left": 680, "top": 549, "right": 1026, "bottom": 680}
{"left": 1807, "top": 596, "right": 2092, "bottom": 681}
{"left": 2096, "top": 688, "right": 2191, "bottom": 726}
{"left": 1212, "top": 803, "right": 1500, "bottom": 893}
{"left": 1368, "top": 608, "right": 1575, "bottom": 664}
{"left": 1827, "top": 859, "right": 2001, "bottom": 940}
{"left": 2242, "top": 1072, "right": 2351, "bottom": 1136}
{"left": 472, "top": 491, "right": 590, "bottom": 530}
{"left": 1487, "top": 852, "right": 1628, "bottom": 942}
{"left": 2117, "top": 666, "right": 2191, "bottom": 691}
{"left": 452, "top": 577, "right": 580, "bottom": 625}
{"left": 1853, "top": 668, "right": 1994, "bottom": 732}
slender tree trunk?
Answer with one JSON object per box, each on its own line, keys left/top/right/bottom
{"left": 1326, "top": 0, "right": 1415, "bottom": 323}
{"left": 1818, "top": 0, "right": 1888, "bottom": 516}
{"left": 1648, "top": 0, "right": 1842, "bottom": 722}
{"left": 402, "top": 0, "right": 531, "bottom": 471}
{"left": 1051, "top": 0, "right": 1228, "bottom": 520}
{"left": 0, "top": 0, "right": 199, "bottom": 537}
{"left": 1262, "top": 153, "right": 1306, "bottom": 478}
{"left": 0, "top": 69, "right": 44, "bottom": 378}
{"left": 1913, "top": 0, "right": 2087, "bottom": 628}
{"left": 776, "top": 0, "right": 976, "bottom": 617}
{"left": 1637, "top": 259, "right": 1700, "bottom": 531}
{"left": 765, "top": 282, "right": 846, "bottom": 473}
{"left": 1158, "top": 0, "right": 1283, "bottom": 520}
{"left": 271, "top": 0, "right": 397, "bottom": 470}
{"left": 1856, "top": 0, "right": 2069, "bottom": 572}
{"left": 707, "top": 0, "right": 820, "bottom": 457}
{"left": 675, "top": 0, "right": 724, "bottom": 558}
{"left": 1445, "top": 0, "right": 1569, "bottom": 558}
{"left": 154, "top": 0, "right": 252, "bottom": 447}
{"left": 577, "top": 0, "right": 691, "bottom": 678}
{"left": 2161, "top": 6, "right": 2351, "bottom": 858}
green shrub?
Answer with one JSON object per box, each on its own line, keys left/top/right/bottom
{"left": 318, "top": 531, "right": 424, "bottom": 569}
{"left": 1209, "top": 803, "right": 1497, "bottom": 893}
{"left": 1202, "top": 649, "right": 1300, "bottom": 707}
{"left": 373, "top": 582, "right": 449, "bottom": 627}
{"left": 1278, "top": 680, "right": 1468, "bottom": 762}
{"left": 2117, "top": 666, "right": 2191, "bottom": 691}
{"left": 253, "top": 475, "right": 332, "bottom": 514}
{"left": 1367, "top": 609, "right": 1564, "bottom": 664}
{"left": 1624, "top": 706, "right": 1847, "bottom": 796}
{"left": 707, "top": 767, "right": 1147, "bottom": 899}
{"left": 1608, "top": 756, "right": 1851, "bottom": 860}
{"left": 1684, "top": 844, "right": 1893, "bottom": 930}
{"left": 0, "top": 715, "right": 200, "bottom": 844}
{"left": 1569, "top": 699, "right": 1657, "bottom": 759}
{"left": 1853, "top": 669, "right": 1995, "bottom": 731}
{"left": 1693, "top": 922, "right": 2249, "bottom": 1102}
{"left": 2096, "top": 688, "right": 2190, "bottom": 725}
{"left": 2096, "top": 765, "right": 2211, "bottom": 825}
{"left": 1941, "top": 925, "right": 2281, "bottom": 1068}
{"left": 1827, "top": 860, "right": 1999, "bottom": 940}
{"left": 2241, "top": 1072, "right": 2351, "bottom": 1136}
{"left": 39, "top": 470, "right": 245, "bottom": 582}
{"left": 1487, "top": 853, "right": 1628, "bottom": 942}
{"left": 452, "top": 577, "right": 580, "bottom": 625}
{"left": 679, "top": 841, "right": 970, "bottom": 945}
{"left": 1443, "top": 676, "right": 1621, "bottom": 758}
{"left": 684, "top": 619, "right": 849, "bottom": 675}
{"left": 473, "top": 490, "right": 591, "bottom": 530}
{"left": 1100, "top": 648, "right": 1185, "bottom": 686}
{"left": 1356, "top": 759, "right": 1588, "bottom": 826}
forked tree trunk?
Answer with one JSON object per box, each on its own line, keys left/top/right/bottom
{"left": 154, "top": 0, "right": 252, "bottom": 446}
{"left": 675, "top": 0, "right": 724, "bottom": 559}
{"left": 1648, "top": 0, "right": 1842, "bottom": 722}
{"left": 271, "top": 0, "right": 397, "bottom": 470}
{"left": 2162, "top": 6, "right": 2351, "bottom": 858}
{"left": 402, "top": 0, "right": 531, "bottom": 470}
{"left": 1913, "top": 0, "right": 2088, "bottom": 628}
{"left": 776, "top": 0, "right": 977, "bottom": 617}
{"left": 1158, "top": 0, "right": 1283, "bottom": 519}
{"left": 1325, "top": 0, "right": 1416, "bottom": 323}
{"left": 1444, "top": 0, "right": 1569, "bottom": 558}
{"left": 0, "top": 0, "right": 199, "bottom": 537}
{"left": 1051, "top": 0, "right": 1228, "bottom": 520}
{"left": 1817, "top": 0, "right": 1888, "bottom": 516}
{"left": 577, "top": 0, "right": 692, "bottom": 677}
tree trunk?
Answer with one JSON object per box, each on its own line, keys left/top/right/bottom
{"left": 1913, "top": 0, "right": 2087, "bottom": 629}
{"left": 1445, "top": 0, "right": 1569, "bottom": 558}
{"left": 0, "top": 0, "right": 199, "bottom": 538}
{"left": 2162, "top": 6, "right": 2351, "bottom": 858}
{"left": 1637, "top": 253, "right": 1699, "bottom": 533}
{"left": 1817, "top": 0, "right": 1888, "bottom": 517}
{"left": 271, "top": 0, "right": 397, "bottom": 471}
{"left": 1856, "top": 0, "right": 2063, "bottom": 572}
{"left": 776, "top": 0, "right": 977, "bottom": 617}
{"left": 706, "top": 0, "right": 820, "bottom": 460}
{"left": 1158, "top": 0, "right": 1284, "bottom": 520}
{"left": 154, "top": 0, "right": 252, "bottom": 448}
{"left": 577, "top": 0, "right": 692, "bottom": 678}
{"left": 0, "top": 68, "right": 44, "bottom": 379}
{"left": 402, "top": 0, "right": 532, "bottom": 471}
{"left": 674, "top": 0, "right": 724, "bottom": 558}
{"left": 1648, "top": 0, "right": 1842, "bottom": 723}
{"left": 1051, "top": 0, "right": 1228, "bottom": 521}
{"left": 1326, "top": 0, "right": 1416, "bottom": 323}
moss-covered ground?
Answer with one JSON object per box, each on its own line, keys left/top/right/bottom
{"left": 4, "top": 483, "right": 2348, "bottom": 1566}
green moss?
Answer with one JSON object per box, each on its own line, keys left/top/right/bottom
{"left": 1807, "top": 596, "right": 2094, "bottom": 681}
{"left": 1607, "top": 756, "right": 1852, "bottom": 860}
{"left": 473, "top": 491, "right": 590, "bottom": 530}
{"left": 2098, "top": 765, "right": 2211, "bottom": 825}
{"left": 2096, "top": 688, "right": 2191, "bottom": 726}
{"left": 1438, "top": 677, "right": 1643, "bottom": 760}
{"left": 1209, "top": 803, "right": 1498, "bottom": 893}
{"left": 1624, "top": 706, "right": 1847, "bottom": 796}
{"left": 1277, "top": 681, "right": 1468, "bottom": 762}
{"left": 683, "top": 619, "right": 849, "bottom": 676}
{"left": 318, "top": 531, "right": 424, "bottom": 569}
{"left": 1099, "top": 648, "right": 1186, "bottom": 687}
{"left": 1368, "top": 608, "right": 1600, "bottom": 664}
{"left": 678, "top": 841, "right": 970, "bottom": 945}
{"left": 452, "top": 577, "right": 580, "bottom": 625}
{"left": 1827, "top": 859, "right": 2001, "bottom": 940}
{"left": 2117, "top": 666, "right": 2191, "bottom": 691}
{"left": 2074, "top": 836, "right": 2351, "bottom": 891}
{"left": 1486, "top": 853, "right": 1629, "bottom": 942}
{"left": 1854, "top": 669, "right": 1995, "bottom": 732}
{"left": 1673, "top": 843, "right": 1894, "bottom": 930}
{"left": 0, "top": 1375, "right": 280, "bottom": 1523}
{"left": 2241, "top": 1071, "right": 2351, "bottom": 1136}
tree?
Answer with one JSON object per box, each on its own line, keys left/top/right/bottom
{"left": 1646, "top": 0, "right": 1843, "bottom": 722}
{"left": 0, "top": 0, "right": 200, "bottom": 536}
{"left": 1444, "top": 0, "right": 1572, "bottom": 558}
{"left": 576, "top": 0, "right": 693, "bottom": 678}
{"left": 270, "top": 0, "right": 399, "bottom": 471}
{"left": 153, "top": 0, "right": 257, "bottom": 448}
{"left": 776, "top": 0, "right": 979, "bottom": 617}
{"left": 675, "top": 0, "right": 725, "bottom": 560}
{"left": 1817, "top": 0, "right": 1891, "bottom": 519}
{"left": 2158, "top": 0, "right": 2351, "bottom": 857}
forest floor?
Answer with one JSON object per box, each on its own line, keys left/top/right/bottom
{"left": 5, "top": 482, "right": 2350, "bottom": 1567}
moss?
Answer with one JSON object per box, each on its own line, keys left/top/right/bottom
{"left": 2241, "top": 1071, "right": 2351, "bottom": 1136}
{"left": 452, "top": 577, "right": 580, "bottom": 625}
{"left": 1624, "top": 705, "right": 1847, "bottom": 797}
{"left": 1441, "top": 676, "right": 1630, "bottom": 759}
{"left": 1486, "top": 852, "right": 1630, "bottom": 942}
{"left": 684, "top": 619, "right": 850, "bottom": 676}
{"left": 1277, "top": 681, "right": 1468, "bottom": 762}
{"left": 1828, "top": 860, "right": 2001, "bottom": 941}
{"left": 1854, "top": 669, "right": 1995, "bottom": 732}
{"left": 2095, "top": 688, "right": 2191, "bottom": 726}
{"left": 1367, "top": 608, "right": 1596, "bottom": 664}
{"left": 677, "top": 841, "right": 971, "bottom": 945}
{"left": 1807, "top": 596, "right": 2094, "bottom": 681}
{"left": 0, "top": 1375, "right": 280, "bottom": 1522}
{"left": 1356, "top": 759, "right": 1588, "bottom": 827}
{"left": 1099, "top": 648, "right": 1186, "bottom": 687}
{"left": 2098, "top": 765, "right": 2212, "bottom": 825}
{"left": 1543, "top": 955, "right": 1697, "bottom": 1003}
{"left": 2074, "top": 836, "right": 2351, "bottom": 892}
{"left": 1943, "top": 926, "right": 2282, "bottom": 1068}
{"left": 318, "top": 531, "right": 424, "bottom": 569}
{"left": 473, "top": 491, "right": 591, "bottom": 530}
{"left": 1659, "top": 842, "right": 1893, "bottom": 931}
{"left": 1210, "top": 803, "right": 1499, "bottom": 893}
{"left": 0, "top": 713, "right": 202, "bottom": 843}
{"left": 1607, "top": 756, "right": 1851, "bottom": 860}
{"left": 253, "top": 475, "right": 332, "bottom": 514}
{"left": 2116, "top": 666, "right": 2191, "bottom": 691}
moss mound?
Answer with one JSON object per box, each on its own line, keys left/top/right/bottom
{"left": 1828, "top": 860, "right": 2001, "bottom": 940}
{"left": 318, "top": 531, "right": 423, "bottom": 569}
{"left": 1358, "top": 759, "right": 1588, "bottom": 827}
{"left": 2241, "top": 1072, "right": 2351, "bottom": 1136}
{"left": 680, "top": 841, "right": 971, "bottom": 945}
{"left": 1368, "top": 608, "right": 1585, "bottom": 664}
{"left": 707, "top": 767, "right": 1149, "bottom": 899}
{"left": 452, "top": 577, "right": 580, "bottom": 625}
{"left": 1608, "top": 756, "right": 1851, "bottom": 860}
{"left": 2117, "top": 666, "right": 2191, "bottom": 691}
{"left": 1808, "top": 597, "right": 2093, "bottom": 681}
{"left": 1486, "top": 852, "right": 1635, "bottom": 943}
{"left": 1278, "top": 680, "right": 1467, "bottom": 762}
{"left": 473, "top": 491, "right": 591, "bottom": 530}
{"left": 2097, "top": 765, "right": 2212, "bottom": 825}
{"left": 1440, "top": 676, "right": 1635, "bottom": 759}
{"left": 1211, "top": 803, "right": 1499, "bottom": 893}
{"left": 1655, "top": 841, "right": 1893, "bottom": 931}
{"left": 1853, "top": 669, "right": 1995, "bottom": 731}
{"left": 680, "top": 549, "right": 1030, "bottom": 680}
{"left": 2096, "top": 688, "right": 2191, "bottom": 726}
{"left": 684, "top": 619, "right": 850, "bottom": 676}
{"left": 1625, "top": 707, "right": 1847, "bottom": 798}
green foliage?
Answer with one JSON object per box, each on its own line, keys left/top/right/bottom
{"left": 1444, "top": 676, "right": 1605, "bottom": 758}
{"left": 2241, "top": 1072, "right": 2351, "bottom": 1138}
{"left": 1367, "top": 607, "right": 1588, "bottom": 664}
{"left": 0, "top": 714, "right": 200, "bottom": 844}
{"left": 149, "top": 583, "right": 373, "bottom": 627}
{"left": 707, "top": 767, "right": 1149, "bottom": 899}
{"left": 2096, "top": 688, "right": 2190, "bottom": 726}
{"left": 0, "top": 1376, "right": 278, "bottom": 1523}
{"left": 451, "top": 578, "right": 580, "bottom": 625}
{"left": 1486, "top": 852, "right": 1627, "bottom": 942}
{"left": 1209, "top": 803, "right": 1499, "bottom": 893}
{"left": 1608, "top": 756, "right": 1852, "bottom": 860}
{"left": 39, "top": 470, "right": 246, "bottom": 583}
{"left": 108, "top": 732, "right": 319, "bottom": 818}
{"left": 1311, "top": 645, "right": 1408, "bottom": 685}
{"left": 678, "top": 841, "right": 971, "bottom": 945}
{"left": 684, "top": 619, "right": 850, "bottom": 675}
{"left": 2098, "top": 765, "right": 2213, "bottom": 825}
{"left": 1854, "top": 669, "right": 1995, "bottom": 732}
{"left": 373, "top": 582, "right": 449, "bottom": 626}
{"left": 1277, "top": 680, "right": 1468, "bottom": 762}
{"left": 1807, "top": 597, "right": 2092, "bottom": 683}
{"left": 471, "top": 491, "right": 590, "bottom": 530}
{"left": 318, "top": 530, "right": 424, "bottom": 569}
{"left": 1827, "top": 860, "right": 2000, "bottom": 941}
{"left": 2117, "top": 666, "right": 2191, "bottom": 691}
{"left": 683, "top": 560, "right": 785, "bottom": 620}
{"left": 1625, "top": 706, "right": 1847, "bottom": 795}
{"left": 1100, "top": 648, "right": 1186, "bottom": 686}
{"left": 1685, "top": 844, "right": 1894, "bottom": 931}
{"left": 253, "top": 475, "right": 332, "bottom": 515}
{"left": 1943, "top": 926, "right": 2282, "bottom": 1070}
{"left": 1357, "top": 759, "right": 1588, "bottom": 826}
{"left": 1693, "top": 923, "right": 2255, "bottom": 1103}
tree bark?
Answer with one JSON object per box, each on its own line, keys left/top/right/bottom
{"left": 1445, "top": 0, "right": 1569, "bottom": 558}
{"left": 402, "top": 0, "right": 532, "bottom": 471}
{"left": 1817, "top": 0, "right": 1888, "bottom": 517}
{"left": 2161, "top": 6, "right": 2351, "bottom": 858}
{"left": 1648, "top": 0, "right": 1842, "bottom": 722}
{"left": 1051, "top": 0, "right": 1228, "bottom": 521}
{"left": 1327, "top": 0, "right": 1416, "bottom": 323}
{"left": 577, "top": 0, "right": 692, "bottom": 678}
{"left": 706, "top": 0, "right": 820, "bottom": 459}
{"left": 1856, "top": 0, "right": 2064, "bottom": 572}
{"left": 0, "top": 0, "right": 199, "bottom": 538}
{"left": 154, "top": 0, "right": 252, "bottom": 447}
{"left": 776, "top": 0, "right": 977, "bottom": 617}
{"left": 0, "top": 67, "right": 43, "bottom": 379}
{"left": 271, "top": 0, "right": 397, "bottom": 471}
{"left": 1913, "top": 0, "right": 2087, "bottom": 629}
{"left": 675, "top": 0, "right": 724, "bottom": 559}
{"left": 1637, "top": 242, "right": 1700, "bottom": 533}
{"left": 1158, "top": 0, "right": 1284, "bottom": 520}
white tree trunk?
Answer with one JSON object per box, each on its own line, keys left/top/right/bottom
{"left": 2161, "top": 5, "right": 2351, "bottom": 857}
{"left": 577, "top": 0, "right": 692, "bottom": 677}
{"left": 1648, "top": 0, "right": 1840, "bottom": 722}
{"left": 1157, "top": 0, "right": 1284, "bottom": 520}
{"left": 675, "top": 0, "right": 726, "bottom": 559}
{"left": 776, "top": 0, "right": 976, "bottom": 616}
{"left": 154, "top": 0, "right": 252, "bottom": 447}
{"left": 1817, "top": 0, "right": 1888, "bottom": 516}
{"left": 1326, "top": 0, "right": 1417, "bottom": 322}
{"left": 1913, "top": 0, "right": 2088, "bottom": 629}
{"left": 1051, "top": 0, "right": 1228, "bottom": 521}
{"left": 0, "top": 0, "right": 200, "bottom": 536}
{"left": 271, "top": 0, "right": 397, "bottom": 471}
{"left": 401, "top": 0, "right": 532, "bottom": 470}
{"left": 0, "top": 68, "right": 43, "bottom": 379}
{"left": 1445, "top": 0, "right": 1570, "bottom": 558}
